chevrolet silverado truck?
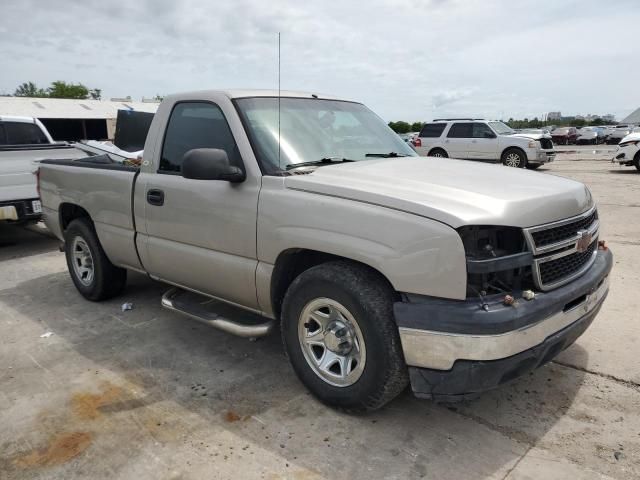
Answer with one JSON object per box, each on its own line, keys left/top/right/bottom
{"left": 39, "top": 90, "right": 612, "bottom": 411}
{"left": 0, "top": 116, "right": 85, "bottom": 223}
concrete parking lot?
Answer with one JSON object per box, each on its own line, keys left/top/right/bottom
{"left": 1, "top": 147, "right": 638, "bottom": 480}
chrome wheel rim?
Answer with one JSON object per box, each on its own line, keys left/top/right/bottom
{"left": 432, "top": 152, "right": 444, "bottom": 157}
{"left": 71, "top": 236, "right": 94, "bottom": 286}
{"left": 298, "top": 298, "right": 366, "bottom": 387}
{"left": 505, "top": 152, "right": 522, "bottom": 167}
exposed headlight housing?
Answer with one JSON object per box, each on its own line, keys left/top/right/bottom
{"left": 619, "top": 140, "right": 639, "bottom": 148}
{"left": 458, "top": 226, "right": 534, "bottom": 297}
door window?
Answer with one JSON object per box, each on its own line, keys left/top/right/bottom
{"left": 159, "top": 102, "right": 242, "bottom": 174}
{"left": 472, "top": 123, "right": 495, "bottom": 138}
{"left": 447, "top": 123, "right": 472, "bottom": 138}
{"left": 419, "top": 123, "right": 446, "bottom": 138}
{"left": 4, "top": 122, "right": 48, "bottom": 145}
{"left": 0, "top": 124, "right": 6, "bottom": 145}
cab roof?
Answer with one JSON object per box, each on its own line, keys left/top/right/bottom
{"left": 165, "top": 89, "right": 351, "bottom": 102}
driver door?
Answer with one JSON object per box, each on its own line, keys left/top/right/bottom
{"left": 137, "top": 101, "right": 260, "bottom": 309}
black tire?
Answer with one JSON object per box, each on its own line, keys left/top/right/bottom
{"left": 526, "top": 163, "right": 541, "bottom": 170}
{"left": 281, "top": 261, "right": 408, "bottom": 412}
{"left": 428, "top": 148, "right": 448, "bottom": 158}
{"left": 501, "top": 148, "right": 527, "bottom": 168}
{"left": 634, "top": 152, "right": 640, "bottom": 172}
{"left": 64, "top": 218, "right": 127, "bottom": 301}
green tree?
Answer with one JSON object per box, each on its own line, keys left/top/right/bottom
{"left": 14, "top": 81, "right": 47, "bottom": 97}
{"left": 410, "top": 122, "right": 424, "bottom": 132}
{"left": 47, "top": 81, "right": 89, "bottom": 99}
{"left": 388, "top": 121, "right": 411, "bottom": 134}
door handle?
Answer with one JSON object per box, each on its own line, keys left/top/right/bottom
{"left": 147, "top": 189, "right": 164, "bottom": 206}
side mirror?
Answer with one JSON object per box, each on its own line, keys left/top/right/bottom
{"left": 484, "top": 131, "right": 497, "bottom": 139}
{"left": 181, "top": 148, "right": 245, "bottom": 183}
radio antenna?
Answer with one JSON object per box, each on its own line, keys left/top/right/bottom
{"left": 278, "top": 32, "right": 281, "bottom": 170}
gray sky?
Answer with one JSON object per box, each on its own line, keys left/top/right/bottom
{"left": 1, "top": 0, "right": 638, "bottom": 122}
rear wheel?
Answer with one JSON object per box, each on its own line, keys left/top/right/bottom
{"left": 281, "top": 261, "right": 408, "bottom": 412}
{"left": 502, "top": 148, "right": 527, "bottom": 168}
{"left": 634, "top": 152, "right": 640, "bottom": 172}
{"left": 428, "top": 148, "right": 448, "bottom": 158}
{"left": 64, "top": 219, "right": 127, "bottom": 301}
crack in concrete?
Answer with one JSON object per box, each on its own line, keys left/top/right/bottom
{"left": 500, "top": 444, "right": 533, "bottom": 480}
{"left": 552, "top": 360, "right": 640, "bottom": 391}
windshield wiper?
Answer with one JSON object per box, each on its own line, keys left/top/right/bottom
{"left": 364, "top": 152, "right": 410, "bottom": 158}
{"left": 285, "top": 157, "right": 354, "bottom": 170}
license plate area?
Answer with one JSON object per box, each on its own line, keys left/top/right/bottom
{"left": 32, "top": 200, "right": 42, "bottom": 213}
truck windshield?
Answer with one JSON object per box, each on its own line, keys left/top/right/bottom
{"left": 235, "top": 97, "right": 416, "bottom": 173}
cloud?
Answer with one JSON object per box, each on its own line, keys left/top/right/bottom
{"left": 432, "top": 89, "right": 474, "bottom": 108}
{"left": 0, "top": 0, "right": 638, "bottom": 121}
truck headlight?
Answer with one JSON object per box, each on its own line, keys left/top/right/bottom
{"left": 619, "top": 140, "right": 639, "bottom": 148}
{"left": 458, "top": 226, "right": 533, "bottom": 297}
{"left": 528, "top": 140, "right": 537, "bottom": 148}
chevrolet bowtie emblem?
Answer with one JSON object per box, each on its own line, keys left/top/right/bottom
{"left": 576, "top": 230, "right": 592, "bottom": 253}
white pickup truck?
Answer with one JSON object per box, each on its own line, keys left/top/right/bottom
{"left": 38, "top": 90, "right": 612, "bottom": 411}
{"left": 0, "top": 116, "right": 85, "bottom": 223}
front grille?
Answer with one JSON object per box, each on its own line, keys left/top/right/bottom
{"left": 525, "top": 207, "right": 600, "bottom": 290}
{"left": 539, "top": 138, "right": 553, "bottom": 149}
{"left": 539, "top": 241, "right": 597, "bottom": 286}
{"left": 531, "top": 210, "right": 598, "bottom": 248}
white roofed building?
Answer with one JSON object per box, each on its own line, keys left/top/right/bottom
{"left": 0, "top": 96, "right": 159, "bottom": 141}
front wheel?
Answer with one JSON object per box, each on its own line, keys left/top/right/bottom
{"left": 281, "top": 261, "right": 408, "bottom": 412}
{"left": 502, "top": 148, "right": 527, "bottom": 168}
{"left": 634, "top": 152, "right": 640, "bottom": 172}
{"left": 64, "top": 219, "right": 127, "bottom": 301}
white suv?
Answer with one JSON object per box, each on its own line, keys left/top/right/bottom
{"left": 413, "top": 119, "right": 556, "bottom": 169}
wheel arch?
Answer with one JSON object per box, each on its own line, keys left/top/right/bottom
{"left": 59, "top": 203, "right": 93, "bottom": 231}
{"left": 269, "top": 248, "right": 397, "bottom": 319}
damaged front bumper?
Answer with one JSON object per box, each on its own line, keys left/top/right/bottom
{"left": 394, "top": 249, "right": 613, "bottom": 401}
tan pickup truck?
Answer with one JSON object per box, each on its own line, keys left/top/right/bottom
{"left": 39, "top": 90, "right": 612, "bottom": 411}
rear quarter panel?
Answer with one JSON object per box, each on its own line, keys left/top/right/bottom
{"left": 40, "top": 164, "right": 142, "bottom": 270}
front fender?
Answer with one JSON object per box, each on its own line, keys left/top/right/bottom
{"left": 257, "top": 181, "right": 467, "bottom": 301}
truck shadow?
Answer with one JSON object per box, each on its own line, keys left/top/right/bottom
{"left": 0, "top": 271, "right": 587, "bottom": 479}
{"left": 0, "top": 222, "right": 59, "bottom": 262}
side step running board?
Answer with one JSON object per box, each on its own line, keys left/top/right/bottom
{"left": 161, "top": 288, "right": 275, "bottom": 338}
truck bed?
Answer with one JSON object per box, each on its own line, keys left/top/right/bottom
{"left": 39, "top": 155, "right": 142, "bottom": 271}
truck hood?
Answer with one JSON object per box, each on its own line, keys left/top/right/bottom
{"left": 284, "top": 157, "right": 593, "bottom": 228}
